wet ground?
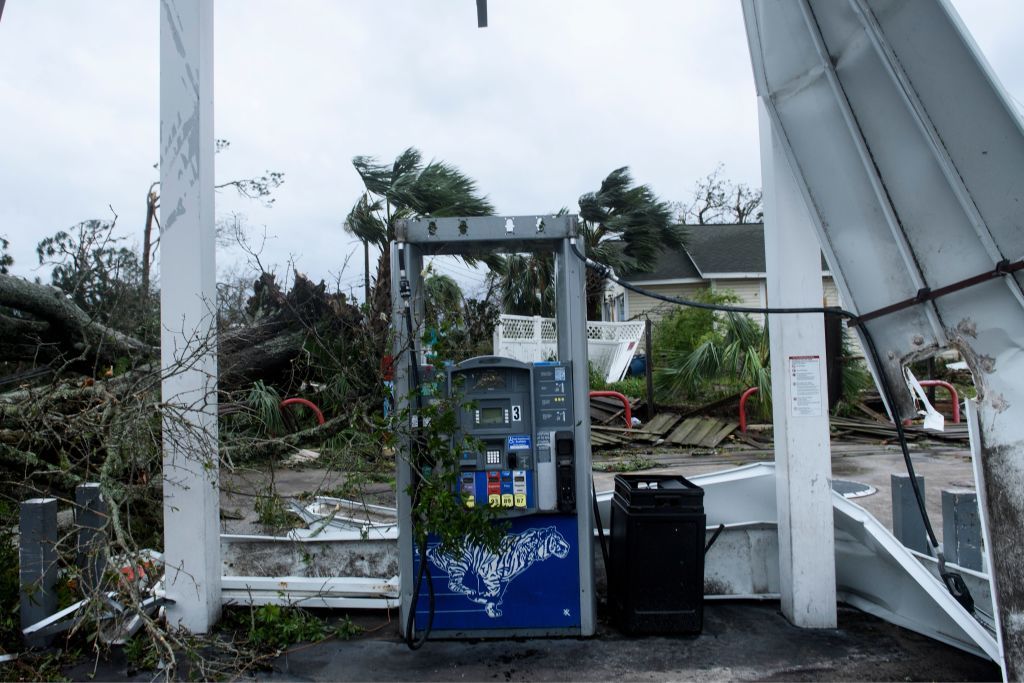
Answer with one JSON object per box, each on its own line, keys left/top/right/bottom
{"left": 70, "top": 601, "right": 997, "bottom": 681}
{"left": 199, "top": 439, "right": 998, "bottom": 681}
{"left": 257, "top": 602, "right": 999, "bottom": 682}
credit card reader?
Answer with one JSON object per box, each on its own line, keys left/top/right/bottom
{"left": 449, "top": 357, "right": 575, "bottom": 515}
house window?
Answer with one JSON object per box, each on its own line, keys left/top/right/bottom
{"left": 615, "top": 294, "right": 625, "bottom": 321}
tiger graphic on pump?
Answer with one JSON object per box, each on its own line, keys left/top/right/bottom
{"left": 427, "top": 526, "right": 571, "bottom": 618}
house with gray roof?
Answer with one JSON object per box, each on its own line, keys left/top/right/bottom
{"left": 601, "top": 223, "right": 841, "bottom": 324}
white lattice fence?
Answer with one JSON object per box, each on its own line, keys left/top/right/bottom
{"left": 493, "top": 315, "right": 644, "bottom": 383}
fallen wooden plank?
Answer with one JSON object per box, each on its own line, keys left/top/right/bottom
{"left": 665, "top": 417, "right": 703, "bottom": 445}
{"left": 686, "top": 418, "right": 723, "bottom": 447}
{"left": 702, "top": 421, "right": 739, "bottom": 448}
{"left": 641, "top": 413, "right": 680, "bottom": 436}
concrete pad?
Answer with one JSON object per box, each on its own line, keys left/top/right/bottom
{"left": 259, "top": 603, "right": 998, "bottom": 681}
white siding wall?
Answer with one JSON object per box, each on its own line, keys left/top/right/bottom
{"left": 616, "top": 275, "right": 864, "bottom": 360}
{"left": 711, "top": 278, "right": 765, "bottom": 324}
{"left": 822, "top": 276, "right": 864, "bottom": 357}
{"left": 625, "top": 282, "right": 708, "bottom": 321}
{"left": 822, "top": 276, "right": 840, "bottom": 307}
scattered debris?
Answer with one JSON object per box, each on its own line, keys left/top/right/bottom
{"left": 830, "top": 416, "right": 968, "bottom": 443}
{"left": 589, "top": 413, "right": 738, "bottom": 450}
{"left": 283, "top": 448, "right": 321, "bottom": 467}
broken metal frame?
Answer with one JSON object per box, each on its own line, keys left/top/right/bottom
{"left": 742, "top": 0, "right": 1024, "bottom": 676}
{"left": 148, "top": 1, "right": 1021, "bottom": 672}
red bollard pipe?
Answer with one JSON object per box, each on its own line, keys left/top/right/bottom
{"left": 279, "top": 398, "right": 326, "bottom": 426}
{"left": 590, "top": 391, "right": 632, "bottom": 429}
{"left": 739, "top": 387, "right": 759, "bottom": 433}
{"left": 917, "top": 380, "right": 961, "bottom": 423}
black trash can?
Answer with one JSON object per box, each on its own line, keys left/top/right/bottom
{"left": 609, "top": 474, "right": 706, "bottom": 634}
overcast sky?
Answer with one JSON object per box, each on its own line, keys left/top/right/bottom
{"left": 1, "top": 1, "right": 1021, "bottom": 299}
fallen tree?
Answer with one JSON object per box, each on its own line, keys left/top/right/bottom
{"left": 0, "top": 270, "right": 371, "bottom": 391}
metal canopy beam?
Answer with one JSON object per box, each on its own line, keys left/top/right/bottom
{"left": 743, "top": 0, "right": 1024, "bottom": 677}
{"left": 159, "top": 0, "right": 221, "bottom": 633}
{"left": 396, "top": 215, "right": 574, "bottom": 255}
{"left": 759, "top": 100, "right": 837, "bottom": 628}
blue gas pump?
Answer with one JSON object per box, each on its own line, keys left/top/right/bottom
{"left": 391, "top": 215, "right": 596, "bottom": 640}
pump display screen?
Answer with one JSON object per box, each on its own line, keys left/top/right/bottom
{"left": 475, "top": 370, "right": 506, "bottom": 391}
{"left": 479, "top": 406, "right": 505, "bottom": 425}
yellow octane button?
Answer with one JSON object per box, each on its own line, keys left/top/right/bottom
{"left": 501, "top": 494, "right": 514, "bottom": 508}
{"left": 514, "top": 493, "right": 527, "bottom": 508}
{"left": 488, "top": 494, "right": 501, "bottom": 508}
{"left": 465, "top": 496, "right": 475, "bottom": 508}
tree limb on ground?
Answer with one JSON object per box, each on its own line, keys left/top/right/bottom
{"left": 0, "top": 273, "right": 156, "bottom": 361}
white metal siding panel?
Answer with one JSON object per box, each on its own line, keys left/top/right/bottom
{"left": 626, "top": 283, "right": 709, "bottom": 321}
{"left": 713, "top": 279, "right": 765, "bottom": 324}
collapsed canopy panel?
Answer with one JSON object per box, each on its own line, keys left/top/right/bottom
{"left": 743, "top": 0, "right": 1024, "bottom": 675}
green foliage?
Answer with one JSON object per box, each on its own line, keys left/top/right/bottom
{"left": 332, "top": 615, "right": 362, "bottom": 641}
{"left": 0, "top": 235, "right": 12, "bottom": 274}
{"left": 578, "top": 167, "right": 684, "bottom": 276}
{"left": 487, "top": 252, "right": 555, "bottom": 317}
{"left": 608, "top": 376, "right": 646, "bottom": 399}
{"left": 294, "top": 290, "right": 386, "bottom": 422}
{"left": 424, "top": 273, "right": 465, "bottom": 328}
{"left": 653, "top": 289, "right": 771, "bottom": 414}
{"left": 124, "top": 633, "right": 160, "bottom": 672}
{"left": 427, "top": 285, "right": 502, "bottom": 365}
{"left": 591, "top": 367, "right": 646, "bottom": 401}
{"left": 246, "top": 380, "right": 287, "bottom": 438}
{"left": 398, "top": 371, "right": 507, "bottom": 557}
{"left": 487, "top": 168, "right": 683, "bottom": 318}
{"left": 221, "top": 604, "right": 331, "bottom": 652}
{"left": 254, "top": 484, "right": 296, "bottom": 529}
{"left": 651, "top": 289, "right": 734, "bottom": 359}
{"left": 578, "top": 167, "right": 685, "bottom": 317}
{"left": 0, "top": 503, "right": 21, "bottom": 653}
{"left": 344, "top": 147, "right": 494, "bottom": 249}
{"left": 36, "top": 219, "right": 157, "bottom": 340}
{"left": 594, "top": 454, "right": 657, "bottom": 473}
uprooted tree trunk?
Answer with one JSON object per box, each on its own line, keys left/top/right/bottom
{"left": 0, "top": 270, "right": 353, "bottom": 390}
{"left": 0, "top": 273, "right": 156, "bottom": 365}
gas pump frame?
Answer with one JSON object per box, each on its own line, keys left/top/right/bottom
{"left": 391, "top": 214, "right": 596, "bottom": 639}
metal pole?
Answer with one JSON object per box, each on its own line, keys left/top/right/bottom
{"left": 644, "top": 317, "right": 654, "bottom": 421}
{"left": 393, "top": 240, "right": 423, "bottom": 638}
{"left": 20, "top": 498, "right": 58, "bottom": 646}
{"left": 942, "top": 489, "right": 982, "bottom": 571}
{"left": 759, "top": 99, "right": 837, "bottom": 628}
{"left": 556, "top": 229, "right": 596, "bottom": 636}
{"left": 364, "top": 239, "right": 371, "bottom": 306}
{"left": 892, "top": 474, "right": 930, "bottom": 554}
{"left": 159, "top": 0, "right": 221, "bottom": 633}
{"left": 75, "top": 483, "right": 107, "bottom": 594}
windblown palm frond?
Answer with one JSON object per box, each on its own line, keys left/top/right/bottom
{"left": 346, "top": 147, "right": 494, "bottom": 245}
{"left": 344, "top": 194, "right": 388, "bottom": 249}
{"left": 424, "top": 273, "right": 465, "bottom": 325}
{"left": 485, "top": 253, "right": 554, "bottom": 317}
{"left": 577, "top": 167, "right": 685, "bottom": 318}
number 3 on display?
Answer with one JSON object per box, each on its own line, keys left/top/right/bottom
{"left": 511, "top": 405, "right": 521, "bottom": 422}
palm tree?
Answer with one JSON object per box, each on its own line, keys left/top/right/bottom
{"left": 655, "top": 303, "right": 771, "bottom": 413}
{"left": 423, "top": 272, "right": 465, "bottom": 327}
{"left": 486, "top": 167, "right": 683, "bottom": 319}
{"left": 343, "top": 147, "right": 493, "bottom": 320}
{"left": 577, "top": 167, "right": 684, "bottom": 318}
{"left": 485, "top": 253, "right": 555, "bottom": 317}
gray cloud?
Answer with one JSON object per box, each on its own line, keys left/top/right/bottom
{"left": 0, "top": 1, "right": 1020, "bottom": 297}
